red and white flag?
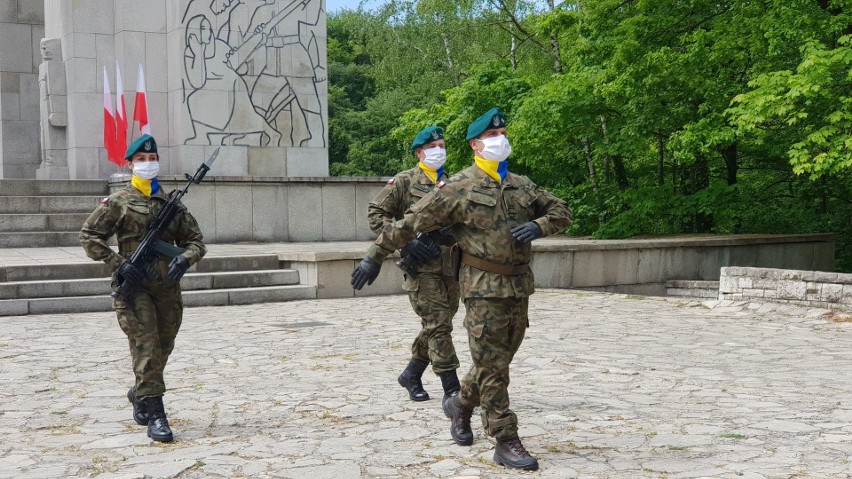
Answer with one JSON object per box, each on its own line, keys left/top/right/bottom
{"left": 103, "top": 67, "right": 122, "bottom": 166}
{"left": 133, "top": 64, "right": 150, "bottom": 135}
{"left": 115, "top": 62, "right": 128, "bottom": 160}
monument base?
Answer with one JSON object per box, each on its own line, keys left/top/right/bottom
{"left": 35, "top": 166, "right": 69, "bottom": 180}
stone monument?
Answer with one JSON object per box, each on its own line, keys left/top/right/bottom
{"left": 36, "top": 37, "right": 69, "bottom": 179}
{"left": 38, "top": 0, "right": 328, "bottom": 179}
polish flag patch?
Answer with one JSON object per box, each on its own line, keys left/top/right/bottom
{"left": 100, "top": 197, "right": 110, "bottom": 204}
{"left": 387, "top": 178, "right": 395, "bottom": 185}
{"left": 436, "top": 181, "right": 446, "bottom": 188}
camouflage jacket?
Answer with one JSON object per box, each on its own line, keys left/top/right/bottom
{"left": 367, "top": 166, "right": 455, "bottom": 281}
{"left": 367, "top": 164, "right": 573, "bottom": 298}
{"left": 79, "top": 184, "right": 207, "bottom": 280}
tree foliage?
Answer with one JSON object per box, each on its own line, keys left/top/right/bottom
{"left": 328, "top": 0, "right": 852, "bottom": 271}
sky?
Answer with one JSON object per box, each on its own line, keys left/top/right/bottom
{"left": 326, "top": 0, "right": 385, "bottom": 12}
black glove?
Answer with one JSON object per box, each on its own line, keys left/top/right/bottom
{"left": 401, "top": 237, "right": 440, "bottom": 263}
{"left": 167, "top": 256, "right": 191, "bottom": 282}
{"left": 117, "top": 262, "right": 146, "bottom": 288}
{"left": 351, "top": 257, "right": 382, "bottom": 290}
{"left": 511, "top": 221, "right": 543, "bottom": 244}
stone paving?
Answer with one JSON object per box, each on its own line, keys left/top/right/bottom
{"left": 1, "top": 290, "right": 852, "bottom": 479}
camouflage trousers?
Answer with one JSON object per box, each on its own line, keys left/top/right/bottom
{"left": 113, "top": 281, "right": 184, "bottom": 399}
{"left": 458, "top": 296, "right": 529, "bottom": 441}
{"left": 406, "top": 272, "right": 461, "bottom": 374}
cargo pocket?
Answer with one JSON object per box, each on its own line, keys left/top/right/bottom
{"left": 402, "top": 274, "right": 419, "bottom": 292}
{"left": 464, "top": 304, "right": 485, "bottom": 339}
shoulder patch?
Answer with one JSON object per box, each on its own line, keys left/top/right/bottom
{"left": 100, "top": 197, "right": 109, "bottom": 204}
{"left": 436, "top": 181, "right": 446, "bottom": 188}
{"left": 387, "top": 178, "right": 395, "bottom": 185}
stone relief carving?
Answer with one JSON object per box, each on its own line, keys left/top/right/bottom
{"left": 182, "top": 0, "right": 326, "bottom": 148}
{"left": 37, "top": 38, "right": 69, "bottom": 179}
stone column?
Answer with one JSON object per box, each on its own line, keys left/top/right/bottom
{"left": 0, "top": 0, "right": 44, "bottom": 178}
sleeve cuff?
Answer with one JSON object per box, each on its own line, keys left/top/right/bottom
{"left": 366, "top": 243, "right": 391, "bottom": 263}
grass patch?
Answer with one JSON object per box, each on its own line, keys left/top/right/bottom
{"left": 720, "top": 433, "right": 747, "bottom": 440}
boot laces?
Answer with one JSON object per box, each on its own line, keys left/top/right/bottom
{"left": 148, "top": 398, "right": 166, "bottom": 419}
{"left": 504, "top": 438, "right": 531, "bottom": 458}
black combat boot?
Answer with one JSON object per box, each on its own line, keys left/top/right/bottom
{"left": 441, "top": 394, "right": 473, "bottom": 445}
{"left": 494, "top": 437, "right": 539, "bottom": 471}
{"left": 438, "top": 370, "right": 461, "bottom": 403}
{"left": 127, "top": 386, "right": 148, "bottom": 426}
{"left": 144, "top": 395, "right": 174, "bottom": 442}
{"left": 398, "top": 358, "right": 430, "bottom": 401}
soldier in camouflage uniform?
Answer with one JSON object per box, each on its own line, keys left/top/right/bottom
{"left": 80, "top": 134, "right": 206, "bottom": 443}
{"left": 352, "top": 108, "right": 572, "bottom": 471}
{"left": 367, "top": 126, "right": 462, "bottom": 403}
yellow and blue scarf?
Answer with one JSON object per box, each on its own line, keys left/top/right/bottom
{"left": 418, "top": 161, "right": 445, "bottom": 184}
{"left": 474, "top": 156, "right": 508, "bottom": 183}
{"left": 131, "top": 176, "right": 159, "bottom": 197}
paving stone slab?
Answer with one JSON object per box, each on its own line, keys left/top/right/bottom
{"left": 0, "top": 291, "right": 850, "bottom": 477}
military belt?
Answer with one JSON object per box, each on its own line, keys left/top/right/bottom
{"left": 461, "top": 253, "right": 527, "bottom": 276}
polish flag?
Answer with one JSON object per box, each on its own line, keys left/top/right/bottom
{"left": 133, "top": 64, "right": 150, "bottom": 135}
{"left": 102, "top": 67, "right": 121, "bottom": 166}
{"left": 115, "top": 62, "right": 128, "bottom": 161}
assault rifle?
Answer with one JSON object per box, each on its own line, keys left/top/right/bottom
{"left": 111, "top": 148, "right": 219, "bottom": 302}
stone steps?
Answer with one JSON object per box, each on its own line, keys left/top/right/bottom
{"left": 0, "top": 285, "right": 317, "bottom": 316}
{"left": 0, "top": 269, "right": 300, "bottom": 299}
{"left": 0, "top": 231, "right": 85, "bottom": 248}
{"left": 0, "top": 180, "right": 108, "bottom": 248}
{"left": 0, "top": 254, "right": 283, "bottom": 282}
{"left": 666, "top": 280, "right": 720, "bottom": 299}
{"left": 0, "top": 254, "right": 317, "bottom": 316}
{"left": 0, "top": 196, "right": 103, "bottom": 214}
{"left": 0, "top": 179, "right": 108, "bottom": 197}
{"left": 0, "top": 213, "right": 91, "bottom": 232}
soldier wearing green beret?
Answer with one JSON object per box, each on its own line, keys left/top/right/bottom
{"left": 367, "top": 126, "right": 463, "bottom": 404}
{"left": 353, "top": 109, "right": 572, "bottom": 471}
{"left": 79, "top": 134, "right": 207, "bottom": 443}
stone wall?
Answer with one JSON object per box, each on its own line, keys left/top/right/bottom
{"left": 719, "top": 266, "right": 852, "bottom": 310}
{"left": 273, "top": 235, "right": 837, "bottom": 299}
{"left": 0, "top": 0, "right": 44, "bottom": 178}
{"left": 531, "top": 234, "right": 835, "bottom": 296}
{"left": 109, "top": 175, "right": 386, "bottom": 242}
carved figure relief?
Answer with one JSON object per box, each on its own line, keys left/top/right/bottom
{"left": 182, "top": 0, "right": 326, "bottom": 147}
{"left": 38, "top": 38, "right": 69, "bottom": 173}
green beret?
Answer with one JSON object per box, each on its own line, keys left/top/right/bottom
{"left": 410, "top": 126, "right": 444, "bottom": 151}
{"left": 465, "top": 108, "right": 506, "bottom": 141}
{"left": 125, "top": 134, "right": 158, "bottom": 160}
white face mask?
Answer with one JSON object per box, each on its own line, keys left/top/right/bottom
{"left": 131, "top": 161, "right": 160, "bottom": 180}
{"left": 477, "top": 135, "right": 512, "bottom": 162}
{"left": 421, "top": 146, "right": 446, "bottom": 170}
